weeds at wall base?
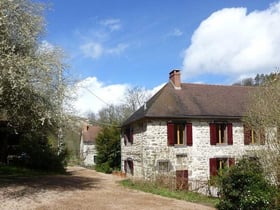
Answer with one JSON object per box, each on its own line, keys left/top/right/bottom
{"left": 120, "top": 179, "right": 218, "bottom": 207}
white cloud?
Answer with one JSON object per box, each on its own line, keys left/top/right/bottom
{"left": 80, "top": 41, "right": 129, "bottom": 59}
{"left": 72, "top": 77, "right": 166, "bottom": 117}
{"left": 80, "top": 42, "right": 103, "bottom": 59}
{"left": 99, "top": 18, "right": 121, "bottom": 31}
{"left": 171, "top": 28, "right": 183, "bottom": 37}
{"left": 182, "top": 2, "right": 280, "bottom": 81}
{"left": 106, "top": 43, "right": 129, "bottom": 55}
{"left": 72, "top": 77, "right": 129, "bottom": 116}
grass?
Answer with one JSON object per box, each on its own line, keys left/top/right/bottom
{"left": 120, "top": 179, "right": 218, "bottom": 207}
{"left": 0, "top": 165, "right": 66, "bottom": 178}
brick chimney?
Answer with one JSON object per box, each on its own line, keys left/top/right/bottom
{"left": 169, "top": 69, "right": 181, "bottom": 89}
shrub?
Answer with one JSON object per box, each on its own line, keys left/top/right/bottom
{"left": 17, "top": 131, "right": 67, "bottom": 173}
{"left": 216, "top": 157, "right": 278, "bottom": 210}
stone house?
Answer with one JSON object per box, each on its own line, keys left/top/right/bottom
{"left": 80, "top": 124, "right": 101, "bottom": 166}
{"left": 121, "top": 70, "right": 262, "bottom": 193}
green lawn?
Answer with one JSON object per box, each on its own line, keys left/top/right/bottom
{"left": 120, "top": 179, "right": 218, "bottom": 208}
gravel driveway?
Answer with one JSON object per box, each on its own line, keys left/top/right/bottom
{"left": 0, "top": 166, "right": 215, "bottom": 210}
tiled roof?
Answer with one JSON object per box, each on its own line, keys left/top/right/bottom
{"left": 123, "top": 82, "right": 254, "bottom": 125}
{"left": 82, "top": 125, "right": 102, "bottom": 144}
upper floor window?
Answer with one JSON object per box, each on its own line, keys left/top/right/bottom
{"left": 124, "top": 126, "right": 133, "bottom": 145}
{"left": 209, "top": 157, "right": 235, "bottom": 176}
{"left": 244, "top": 125, "right": 265, "bottom": 145}
{"left": 210, "top": 123, "right": 233, "bottom": 145}
{"left": 167, "top": 122, "right": 192, "bottom": 146}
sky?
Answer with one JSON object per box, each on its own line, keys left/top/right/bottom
{"left": 39, "top": 0, "right": 280, "bottom": 116}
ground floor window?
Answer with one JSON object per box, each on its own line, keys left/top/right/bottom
{"left": 209, "top": 158, "right": 235, "bottom": 176}
{"left": 157, "top": 160, "right": 170, "bottom": 172}
{"left": 124, "top": 159, "right": 134, "bottom": 175}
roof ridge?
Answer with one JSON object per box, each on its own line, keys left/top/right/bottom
{"left": 182, "top": 82, "right": 255, "bottom": 88}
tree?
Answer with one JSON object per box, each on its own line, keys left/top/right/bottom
{"left": 123, "top": 86, "right": 151, "bottom": 114}
{"left": 216, "top": 157, "right": 277, "bottom": 210}
{"left": 0, "top": 0, "right": 70, "bottom": 169}
{"left": 244, "top": 72, "right": 280, "bottom": 188}
{"left": 87, "top": 86, "right": 150, "bottom": 173}
{"left": 0, "top": 0, "right": 69, "bottom": 132}
{"left": 95, "top": 125, "right": 121, "bottom": 173}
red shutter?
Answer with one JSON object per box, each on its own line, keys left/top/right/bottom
{"left": 244, "top": 125, "right": 251, "bottom": 145}
{"left": 209, "top": 158, "right": 217, "bottom": 176}
{"left": 167, "top": 123, "right": 175, "bottom": 146}
{"left": 210, "top": 123, "right": 216, "bottom": 145}
{"left": 186, "top": 123, "right": 193, "bottom": 146}
{"left": 227, "top": 123, "right": 233, "bottom": 145}
{"left": 229, "top": 158, "right": 235, "bottom": 167}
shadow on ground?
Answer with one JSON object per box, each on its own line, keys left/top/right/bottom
{"left": 0, "top": 167, "right": 101, "bottom": 199}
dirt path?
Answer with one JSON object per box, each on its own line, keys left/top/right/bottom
{"left": 0, "top": 166, "right": 216, "bottom": 210}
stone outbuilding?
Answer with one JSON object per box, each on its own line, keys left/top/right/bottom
{"left": 121, "top": 70, "right": 262, "bottom": 193}
{"left": 80, "top": 124, "right": 102, "bottom": 166}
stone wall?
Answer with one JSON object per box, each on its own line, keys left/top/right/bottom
{"left": 121, "top": 119, "right": 261, "bottom": 190}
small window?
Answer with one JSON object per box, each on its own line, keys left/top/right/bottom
{"left": 244, "top": 125, "right": 265, "bottom": 145}
{"left": 157, "top": 160, "right": 170, "bottom": 172}
{"left": 167, "top": 122, "right": 192, "bottom": 146}
{"left": 93, "top": 155, "right": 97, "bottom": 163}
{"left": 210, "top": 123, "right": 233, "bottom": 145}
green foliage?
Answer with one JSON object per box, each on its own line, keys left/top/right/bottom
{"left": 95, "top": 126, "right": 121, "bottom": 173}
{"left": 120, "top": 179, "right": 218, "bottom": 207}
{"left": 0, "top": 0, "right": 71, "bottom": 132}
{"left": 216, "top": 157, "right": 278, "bottom": 210}
{"left": 233, "top": 72, "right": 280, "bottom": 86}
{"left": 0, "top": 0, "right": 73, "bottom": 170}
{"left": 16, "top": 131, "right": 67, "bottom": 172}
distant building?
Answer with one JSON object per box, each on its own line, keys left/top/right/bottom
{"left": 80, "top": 124, "right": 102, "bottom": 166}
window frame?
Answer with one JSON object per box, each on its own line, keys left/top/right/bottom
{"left": 244, "top": 125, "right": 265, "bottom": 145}
{"left": 167, "top": 122, "right": 192, "bottom": 146}
{"left": 157, "top": 160, "right": 170, "bottom": 173}
{"left": 210, "top": 123, "right": 233, "bottom": 145}
{"left": 124, "top": 126, "right": 133, "bottom": 145}
{"left": 209, "top": 157, "right": 235, "bottom": 176}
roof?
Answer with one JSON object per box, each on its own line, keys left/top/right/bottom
{"left": 123, "top": 82, "right": 254, "bottom": 126}
{"left": 82, "top": 125, "right": 102, "bottom": 144}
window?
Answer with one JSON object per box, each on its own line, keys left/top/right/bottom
{"left": 93, "top": 155, "right": 97, "bottom": 163}
{"left": 244, "top": 125, "right": 265, "bottom": 145}
{"left": 124, "top": 159, "right": 134, "bottom": 175}
{"left": 210, "top": 123, "right": 233, "bottom": 145}
{"left": 209, "top": 158, "right": 235, "bottom": 176}
{"left": 124, "top": 126, "right": 133, "bottom": 145}
{"left": 157, "top": 160, "right": 170, "bottom": 172}
{"left": 167, "top": 122, "right": 192, "bottom": 146}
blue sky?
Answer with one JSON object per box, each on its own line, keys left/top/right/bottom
{"left": 39, "top": 0, "right": 280, "bottom": 115}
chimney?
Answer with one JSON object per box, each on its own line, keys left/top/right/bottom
{"left": 169, "top": 69, "right": 181, "bottom": 89}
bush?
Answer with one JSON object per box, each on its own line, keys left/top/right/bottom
{"left": 95, "top": 162, "right": 112, "bottom": 174}
{"left": 17, "top": 131, "right": 67, "bottom": 173}
{"left": 216, "top": 157, "right": 278, "bottom": 210}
